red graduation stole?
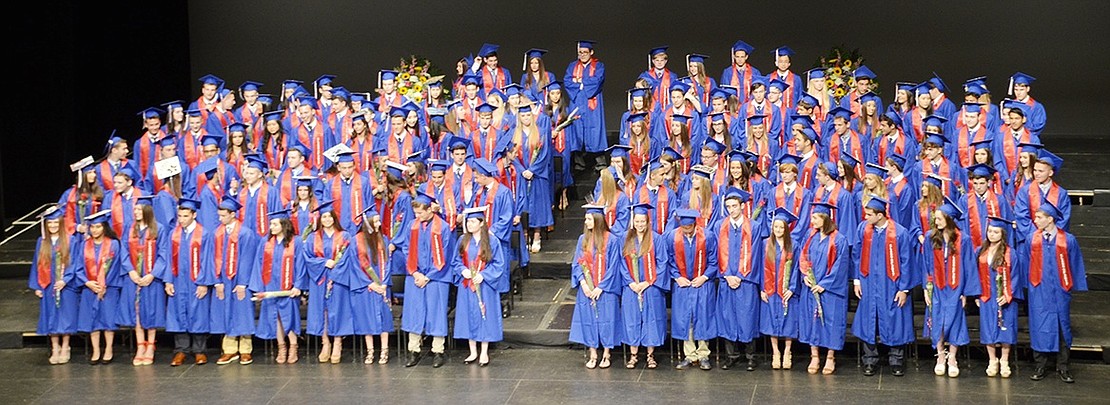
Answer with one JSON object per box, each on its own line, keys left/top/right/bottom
{"left": 239, "top": 183, "right": 270, "bottom": 233}
{"left": 37, "top": 240, "right": 62, "bottom": 289}
{"left": 877, "top": 131, "right": 907, "bottom": 165}
{"left": 330, "top": 175, "right": 364, "bottom": 225}
{"left": 801, "top": 230, "right": 838, "bottom": 276}
{"left": 860, "top": 223, "right": 900, "bottom": 282}
{"left": 1027, "top": 181, "right": 1062, "bottom": 221}
{"left": 638, "top": 185, "right": 669, "bottom": 234}
{"left": 749, "top": 137, "right": 773, "bottom": 175}
{"left": 625, "top": 234, "right": 657, "bottom": 285}
{"left": 552, "top": 117, "right": 567, "bottom": 153}
{"left": 775, "top": 183, "right": 805, "bottom": 218}
{"left": 1000, "top": 128, "right": 1031, "bottom": 174}
{"left": 171, "top": 224, "right": 204, "bottom": 281}
{"left": 97, "top": 160, "right": 117, "bottom": 192}
{"left": 356, "top": 235, "right": 388, "bottom": 282}
{"left": 673, "top": 230, "right": 706, "bottom": 279}
{"left": 652, "top": 69, "right": 673, "bottom": 108}
{"left": 848, "top": 90, "right": 863, "bottom": 118}
{"left": 921, "top": 158, "right": 955, "bottom": 196}
{"left": 814, "top": 182, "right": 842, "bottom": 207}
{"left": 578, "top": 235, "right": 609, "bottom": 287}
{"left": 109, "top": 191, "right": 130, "bottom": 237}
{"left": 630, "top": 135, "right": 651, "bottom": 176}
{"left": 728, "top": 64, "right": 754, "bottom": 101}
{"left": 129, "top": 228, "right": 156, "bottom": 276}
{"left": 967, "top": 192, "right": 1000, "bottom": 249}
{"left": 297, "top": 121, "right": 327, "bottom": 170}
{"left": 481, "top": 67, "right": 507, "bottom": 96}
{"left": 828, "top": 130, "right": 865, "bottom": 178}
{"left": 84, "top": 239, "right": 112, "bottom": 286}
{"left": 918, "top": 204, "right": 936, "bottom": 237}
{"left": 770, "top": 70, "right": 796, "bottom": 107}
{"left": 478, "top": 182, "right": 500, "bottom": 224}
{"left": 931, "top": 232, "right": 963, "bottom": 289}
{"left": 718, "top": 218, "right": 754, "bottom": 277}
{"left": 957, "top": 125, "right": 989, "bottom": 167}
{"left": 214, "top": 223, "right": 241, "bottom": 279}
{"left": 572, "top": 59, "right": 600, "bottom": 110}
{"left": 1030, "top": 229, "right": 1073, "bottom": 291}
{"left": 798, "top": 155, "right": 818, "bottom": 190}
{"left": 137, "top": 130, "right": 165, "bottom": 176}
{"left": 425, "top": 182, "right": 457, "bottom": 227}
{"left": 910, "top": 111, "right": 926, "bottom": 143}
{"left": 328, "top": 111, "right": 353, "bottom": 144}
{"left": 407, "top": 218, "right": 446, "bottom": 274}
{"left": 978, "top": 247, "right": 1013, "bottom": 301}
{"left": 182, "top": 132, "right": 205, "bottom": 168}
{"left": 461, "top": 246, "right": 486, "bottom": 290}
{"left": 213, "top": 108, "right": 232, "bottom": 130}
{"left": 313, "top": 230, "right": 347, "bottom": 259}
{"left": 388, "top": 131, "right": 415, "bottom": 162}
{"left": 262, "top": 237, "right": 295, "bottom": 290}
{"left": 277, "top": 170, "right": 294, "bottom": 205}
{"left": 763, "top": 241, "right": 793, "bottom": 296}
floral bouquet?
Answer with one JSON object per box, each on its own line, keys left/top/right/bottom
{"left": 395, "top": 55, "right": 447, "bottom": 103}
{"left": 815, "top": 47, "right": 877, "bottom": 101}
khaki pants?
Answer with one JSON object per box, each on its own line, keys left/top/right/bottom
{"left": 222, "top": 335, "right": 253, "bottom": 355}
{"left": 408, "top": 333, "right": 445, "bottom": 354}
{"left": 683, "top": 327, "right": 710, "bottom": 360}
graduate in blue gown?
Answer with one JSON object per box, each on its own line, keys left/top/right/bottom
{"left": 29, "top": 206, "right": 79, "bottom": 364}
{"left": 453, "top": 207, "right": 506, "bottom": 366}
{"left": 884, "top": 154, "right": 919, "bottom": 230}
{"left": 976, "top": 217, "right": 1024, "bottom": 379}
{"left": 512, "top": 103, "right": 554, "bottom": 252}
{"left": 617, "top": 203, "right": 668, "bottom": 369}
{"left": 666, "top": 209, "right": 719, "bottom": 370}
{"left": 211, "top": 196, "right": 260, "bottom": 365}
{"left": 157, "top": 198, "right": 216, "bottom": 366}
{"left": 520, "top": 48, "right": 556, "bottom": 105}
{"left": 966, "top": 164, "right": 1014, "bottom": 250}
{"left": 760, "top": 208, "right": 803, "bottom": 370}
{"left": 119, "top": 196, "right": 167, "bottom": 366}
{"left": 851, "top": 197, "right": 918, "bottom": 377}
{"left": 720, "top": 40, "right": 761, "bottom": 103}
{"left": 1008, "top": 72, "right": 1047, "bottom": 137}
{"left": 563, "top": 40, "right": 607, "bottom": 154}
{"left": 797, "top": 202, "right": 850, "bottom": 374}
{"left": 713, "top": 189, "right": 764, "bottom": 371}
{"left": 344, "top": 207, "right": 396, "bottom": 365}
{"left": 398, "top": 192, "right": 456, "bottom": 368}
{"left": 248, "top": 209, "right": 305, "bottom": 364}
{"left": 470, "top": 158, "right": 515, "bottom": 297}
{"left": 1023, "top": 200, "right": 1087, "bottom": 383}
{"left": 569, "top": 205, "right": 624, "bottom": 369}
{"left": 1014, "top": 150, "right": 1070, "bottom": 238}
{"left": 193, "top": 156, "right": 224, "bottom": 229}
{"left": 300, "top": 200, "right": 352, "bottom": 363}
{"left": 812, "top": 162, "right": 859, "bottom": 246}
{"left": 237, "top": 155, "right": 280, "bottom": 237}
{"left": 921, "top": 198, "right": 980, "bottom": 378}
{"left": 632, "top": 160, "right": 678, "bottom": 235}
{"left": 71, "top": 210, "right": 128, "bottom": 364}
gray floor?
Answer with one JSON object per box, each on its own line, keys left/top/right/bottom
{"left": 4, "top": 345, "right": 1109, "bottom": 404}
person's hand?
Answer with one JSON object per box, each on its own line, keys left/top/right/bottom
{"left": 473, "top": 273, "right": 484, "bottom": 285}
{"left": 234, "top": 285, "right": 246, "bottom": 301}
{"left": 165, "top": 283, "right": 175, "bottom": 297}
{"left": 783, "top": 290, "right": 794, "bottom": 301}
{"left": 389, "top": 244, "right": 396, "bottom": 253}
{"left": 895, "top": 290, "right": 908, "bottom": 307}
{"left": 290, "top": 287, "right": 302, "bottom": 298}
{"left": 513, "top": 216, "right": 521, "bottom": 226}
{"left": 523, "top": 170, "right": 533, "bottom": 180}
{"left": 810, "top": 284, "right": 825, "bottom": 294}
{"left": 129, "top": 271, "right": 142, "bottom": 285}
{"left": 140, "top": 274, "right": 154, "bottom": 287}
{"left": 54, "top": 280, "right": 66, "bottom": 293}
{"left": 215, "top": 283, "right": 225, "bottom": 300}
{"left": 854, "top": 284, "right": 862, "bottom": 299}
{"left": 414, "top": 273, "right": 429, "bottom": 288}
{"left": 923, "top": 290, "right": 932, "bottom": 307}
{"left": 325, "top": 259, "right": 336, "bottom": 269}
{"left": 960, "top": 295, "right": 966, "bottom": 308}
{"left": 675, "top": 277, "right": 691, "bottom": 288}
{"left": 691, "top": 275, "right": 707, "bottom": 288}
{"left": 196, "top": 285, "right": 209, "bottom": 299}
{"left": 996, "top": 295, "right": 1008, "bottom": 306}
{"left": 726, "top": 276, "right": 741, "bottom": 289}
{"left": 34, "top": 289, "right": 43, "bottom": 298}
{"left": 760, "top": 291, "right": 769, "bottom": 303}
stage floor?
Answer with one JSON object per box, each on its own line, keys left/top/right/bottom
{"left": 3, "top": 344, "right": 1108, "bottom": 404}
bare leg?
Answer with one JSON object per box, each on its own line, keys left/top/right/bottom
{"left": 90, "top": 331, "right": 102, "bottom": 361}
{"left": 275, "top": 317, "right": 287, "bottom": 364}
{"left": 49, "top": 335, "right": 60, "bottom": 363}
{"left": 808, "top": 345, "right": 821, "bottom": 373}
{"left": 479, "top": 341, "right": 490, "bottom": 364}
{"left": 103, "top": 331, "right": 115, "bottom": 361}
{"left": 770, "top": 336, "right": 781, "bottom": 369}
{"left": 465, "top": 340, "right": 478, "bottom": 362}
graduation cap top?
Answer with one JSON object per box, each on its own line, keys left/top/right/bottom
{"left": 198, "top": 74, "right": 223, "bottom": 86}
{"left": 772, "top": 46, "right": 795, "bottom": 58}
{"left": 576, "top": 40, "right": 596, "bottom": 50}
{"left": 722, "top": 186, "right": 751, "bottom": 202}
{"left": 686, "top": 53, "right": 709, "bottom": 65}
{"left": 240, "top": 81, "right": 263, "bottom": 92}
{"left": 772, "top": 207, "right": 798, "bottom": 224}
{"left": 731, "top": 40, "right": 754, "bottom": 54}
{"left": 674, "top": 208, "right": 701, "bottom": 226}
{"left": 852, "top": 65, "right": 876, "bottom": 80}
{"left": 478, "top": 43, "right": 499, "bottom": 57}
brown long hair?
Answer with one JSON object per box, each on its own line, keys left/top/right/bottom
{"left": 523, "top": 58, "right": 550, "bottom": 90}
{"left": 580, "top": 212, "right": 610, "bottom": 253}
{"left": 814, "top": 212, "right": 836, "bottom": 235}
{"left": 976, "top": 227, "right": 1009, "bottom": 269}
{"left": 315, "top": 210, "right": 340, "bottom": 237}
{"left": 458, "top": 217, "right": 493, "bottom": 263}
{"left": 271, "top": 218, "right": 295, "bottom": 247}
{"left": 861, "top": 173, "right": 888, "bottom": 210}
{"left": 131, "top": 204, "right": 159, "bottom": 240}
{"left": 622, "top": 213, "right": 653, "bottom": 258}
{"left": 929, "top": 211, "right": 959, "bottom": 250}
{"left": 918, "top": 183, "right": 944, "bottom": 211}
{"left": 767, "top": 219, "right": 794, "bottom": 262}
{"left": 38, "top": 218, "right": 70, "bottom": 269}
{"left": 357, "top": 217, "right": 387, "bottom": 268}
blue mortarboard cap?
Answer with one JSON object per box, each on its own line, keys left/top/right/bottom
{"left": 218, "top": 195, "right": 242, "bottom": 212}
{"left": 790, "top": 114, "right": 815, "bottom": 128}
{"left": 631, "top": 203, "right": 654, "bottom": 216}
{"left": 85, "top": 210, "right": 111, "bottom": 224}
{"left": 576, "top": 40, "right": 596, "bottom": 49}
{"left": 821, "top": 161, "right": 840, "bottom": 179}
{"left": 924, "top": 132, "right": 948, "bottom": 146}
{"left": 963, "top": 102, "right": 983, "bottom": 114}
{"left": 686, "top": 53, "right": 709, "bottom": 65}
{"left": 117, "top": 165, "right": 139, "bottom": 182}
{"left": 882, "top": 111, "right": 904, "bottom": 127}
{"left": 924, "top": 115, "right": 949, "bottom": 129}
{"left": 723, "top": 187, "right": 751, "bottom": 202}
{"left": 294, "top": 176, "right": 315, "bottom": 188}
{"left": 414, "top": 190, "right": 437, "bottom": 206}
{"left": 864, "top": 163, "right": 888, "bottom": 177}
{"left": 709, "top": 112, "right": 727, "bottom": 123}
{"left": 840, "top": 151, "right": 861, "bottom": 168}
{"left": 778, "top": 153, "right": 802, "bottom": 166}
{"left": 769, "top": 78, "right": 791, "bottom": 92}
{"left": 463, "top": 206, "right": 488, "bottom": 220}
{"left": 186, "top": 108, "right": 203, "bottom": 118}
{"left": 967, "top": 163, "right": 997, "bottom": 178}
{"left": 543, "top": 81, "right": 563, "bottom": 92}
{"left": 965, "top": 83, "right": 988, "bottom": 96}
{"left": 200, "top": 134, "right": 222, "bottom": 147}
{"left": 702, "top": 137, "right": 727, "bottom": 154}
{"left": 690, "top": 166, "right": 713, "bottom": 180}
{"left": 772, "top": 46, "right": 795, "bottom": 58}
{"left": 161, "top": 100, "right": 185, "bottom": 111}
{"left": 709, "top": 87, "right": 732, "bottom": 100}
{"left": 267, "top": 209, "right": 291, "bottom": 220}
{"left": 1037, "top": 149, "right": 1063, "bottom": 171}
{"left": 198, "top": 74, "right": 223, "bottom": 86}
{"left": 627, "top": 112, "right": 648, "bottom": 124}
{"left": 178, "top": 198, "right": 201, "bottom": 212}
{"left": 987, "top": 216, "right": 1015, "bottom": 231}
{"left": 669, "top": 81, "right": 690, "bottom": 94}
{"left": 929, "top": 72, "right": 948, "bottom": 92}
{"left": 731, "top": 40, "right": 754, "bottom": 53}
{"left": 448, "top": 135, "right": 472, "bottom": 151}
{"left": 646, "top": 158, "right": 664, "bottom": 173}
{"left": 663, "top": 146, "right": 683, "bottom": 160}
{"left": 240, "top": 81, "right": 263, "bottom": 92}
{"left": 772, "top": 207, "right": 798, "bottom": 224}
{"left": 501, "top": 83, "right": 523, "bottom": 97}
{"left": 282, "top": 79, "right": 303, "bottom": 89}
{"left": 227, "top": 122, "right": 248, "bottom": 133}
{"left": 811, "top": 202, "right": 837, "bottom": 216}
{"left": 336, "top": 150, "right": 356, "bottom": 164}
{"left": 887, "top": 153, "right": 908, "bottom": 170}
{"left": 388, "top": 106, "right": 408, "bottom": 117}
{"left": 648, "top": 46, "right": 668, "bottom": 56}
{"left": 964, "top": 76, "right": 988, "bottom": 89}
{"left": 135, "top": 195, "right": 155, "bottom": 207}
{"left": 379, "top": 70, "right": 398, "bottom": 82}
{"left": 805, "top": 67, "right": 826, "bottom": 81}
{"left": 750, "top": 75, "right": 769, "bottom": 89}
{"left": 969, "top": 137, "right": 994, "bottom": 150}
{"left": 262, "top": 111, "right": 283, "bottom": 122}
{"left": 470, "top": 158, "right": 498, "bottom": 177}
{"left": 384, "top": 161, "right": 408, "bottom": 179}
{"left": 474, "top": 103, "right": 496, "bottom": 114}
{"left": 524, "top": 47, "right": 548, "bottom": 66}
{"left": 865, "top": 195, "right": 890, "bottom": 213}
{"left": 828, "top": 106, "right": 852, "bottom": 121}
{"left": 461, "top": 74, "right": 480, "bottom": 86}
{"left": 157, "top": 134, "right": 178, "bottom": 148}
{"left": 671, "top": 114, "right": 692, "bottom": 125}
{"left": 216, "top": 88, "right": 232, "bottom": 100}
{"left": 1004, "top": 100, "right": 1030, "bottom": 117}
{"left": 607, "top": 144, "right": 632, "bottom": 158}
{"left": 858, "top": 92, "right": 881, "bottom": 106}
{"left": 740, "top": 150, "right": 759, "bottom": 163}
{"left": 923, "top": 173, "right": 946, "bottom": 188}
{"left": 913, "top": 82, "right": 932, "bottom": 96}
{"left": 257, "top": 94, "right": 273, "bottom": 105}
{"left": 330, "top": 87, "right": 351, "bottom": 101}
{"left": 798, "top": 93, "right": 819, "bottom": 107}
{"left": 895, "top": 82, "right": 916, "bottom": 92}
{"left": 1010, "top": 72, "right": 1036, "bottom": 88}
{"left": 747, "top": 114, "right": 767, "bottom": 126}
{"left": 312, "top": 200, "right": 336, "bottom": 214}
{"left": 636, "top": 72, "right": 658, "bottom": 88}
{"left": 315, "top": 74, "right": 336, "bottom": 87}
{"left": 1039, "top": 199, "right": 1064, "bottom": 221}
{"left": 852, "top": 65, "right": 876, "bottom": 80}
{"left": 939, "top": 195, "right": 964, "bottom": 220}
{"left": 1018, "top": 141, "right": 1043, "bottom": 154}
{"left": 138, "top": 107, "right": 164, "bottom": 120}
{"left": 350, "top": 92, "right": 368, "bottom": 104}
{"left": 675, "top": 208, "right": 701, "bottom": 226}
{"left": 478, "top": 43, "right": 499, "bottom": 57}
{"left": 581, "top": 204, "right": 605, "bottom": 217}
{"left": 245, "top": 154, "right": 268, "bottom": 171}
{"left": 428, "top": 159, "right": 449, "bottom": 172}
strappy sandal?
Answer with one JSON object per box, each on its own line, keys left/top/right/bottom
{"left": 645, "top": 354, "right": 657, "bottom": 369}
{"left": 625, "top": 354, "right": 638, "bottom": 369}
{"left": 378, "top": 349, "right": 389, "bottom": 365}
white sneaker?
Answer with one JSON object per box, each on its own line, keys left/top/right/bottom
{"left": 530, "top": 239, "right": 541, "bottom": 253}
{"left": 1000, "top": 361, "right": 1012, "bottom": 378}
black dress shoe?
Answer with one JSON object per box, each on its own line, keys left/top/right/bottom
{"left": 746, "top": 358, "right": 757, "bottom": 371}
{"left": 1030, "top": 367, "right": 1047, "bottom": 381}
{"left": 1058, "top": 370, "right": 1075, "bottom": 383}
{"left": 404, "top": 351, "right": 422, "bottom": 367}
{"left": 432, "top": 353, "right": 446, "bottom": 368}
{"left": 502, "top": 307, "right": 511, "bottom": 318}
{"left": 863, "top": 364, "right": 876, "bottom": 376}
{"left": 891, "top": 365, "right": 905, "bottom": 377}
{"left": 699, "top": 357, "right": 712, "bottom": 370}
{"left": 675, "top": 358, "right": 694, "bottom": 370}
{"left": 720, "top": 357, "right": 735, "bottom": 370}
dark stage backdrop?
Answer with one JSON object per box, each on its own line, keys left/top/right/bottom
{"left": 3, "top": 1, "right": 1108, "bottom": 226}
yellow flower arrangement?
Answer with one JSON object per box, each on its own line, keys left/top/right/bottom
{"left": 394, "top": 55, "right": 448, "bottom": 102}
{"left": 813, "top": 46, "right": 877, "bottom": 102}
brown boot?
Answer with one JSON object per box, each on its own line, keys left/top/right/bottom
{"left": 275, "top": 342, "right": 287, "bottom": 364}
{"left": 287, "top": 342, "right": 299, "bottom": 364}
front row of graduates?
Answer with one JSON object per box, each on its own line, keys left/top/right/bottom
{"left": 566, "top": 185, "right": 1086, "bottom": 381}
{"left": 30, "top": 184, "right": 509, "bottom": 367}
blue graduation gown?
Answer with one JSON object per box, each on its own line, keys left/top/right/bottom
{"left": 30, "top": 236, "right": 79, "bottom": 335}
{"left": 568, "top": 234, "right": 624, "bottom": 349}
{"left": 301, "top": 230, "right": 352, "bottom": 336}
{"left": 386, "top": 190, "right": 415, "bottom": 276}
{"left": 71, "top": 238, "right": 127, "bottom": 332}
{"left": 797, "top": 230, "right": 850, "bottom": 350}
{"left": 452, "top": 237, "right": 505, "bottom": 342}
{"left": 920, "top": 232, "right": 981, "bottom": 346}
{"left": 249, "top": 237, "right": 304, "bottom": 339}
{"left": 978, "top": 247, "right": 1025, "bottom": 345}
{"left": 887, "top": 176, "right": 919, "bottom": 230}
{"left": 118, "top": 226, "right": 168, "bottom": 329}
{"left": 1014, "top": 181, "right": 1071, "bottom": 238}
{"left": 563, "top": 59, "right": 608, "bottom": 153}
{"left": 327, "top": 173, "right": 375, "bottom": 234}
{"left": 520, "top": 71, "right": 557, "bottom": 105}
{"left": 400, "top": 217, "right": 457, "bottom": 337}
{"left": 1022, "top": 98, "right": 1047, "bottom": 137}
{"left": 1023, "top": 231, "right": 1087, "bottom": 352}
{"left": 850, "top": 221, "right": 918, "bottom": 346}
{"left": 158, "top": 224, "right": 217, "bottom": 334}
{"left": 759, "top": 242, "right": 802, "bottom": 339}
{"left": 339, "top": 236, "right": 394, "bottom": 336}
{"left": 476, "top": 183, "right": 515, "bottom": 294}
{"left": 518, "top": 126, "right": 554, "bottom": 228}
{"left": 719, "top": 63, "right": 762, "bottom": 103}
{"left": 153, "top": 190, "right": 179, "bottom": 229}
{"left": 239, "top": 184, "right": 280, "bottom": 237}
{"left": 665, "top": 229, "right": 719, "bottom": 341}
{"left": 195, "top": 184, "right": 222, "bottom": 230}
{"left": 713, "top": 220, "right": 763, "bottom": 343}
{"left": 618, "top": 233, "right": 669, "bottom": 347}
{"left": 211, "top": 222, "right": 260, "bottom": 337}
{"left": 770, "top": 183, "right": 814, "bottom": 243}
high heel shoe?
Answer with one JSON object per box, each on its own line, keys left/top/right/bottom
{"left": 133, "top": 343, "right": 145, "bottom": 366}
{"left": 287, "top": 342, "right": 300, "bottom": 364}
{"left": 986, "top": 359, "right": 999, "bottom": 377}
{"left": 822, "top": 357, "right": 836, "bottom": 375}
{"left": 807, "top": 355, "right": 820, "bottom": 374}
{"left": 89, "top": 352, "right": 102, "bottom": 366}
{"left": 999, "top": 361, "right": 1012, "bottom": 378}
{"left": 49, "top": 348, "right": 60, "bottom": 365}
{"left": 771, "top": 352, "right": 781, "bottom": 370}
{"left": 934, "top": 355, "right": 946, "bottom": 376}
{"left": 782, "top": 352, "right": 793, "bottom": 370}
{"left": 464, "top": 353, "right": 478, "bottom": 365}
{"left": 318, "top": 343, "right": 331, "bottom": 363}
{"left": 59, "top": 347, "right": 71, "bottom": 364}
{"left": 364, "top": 349, "right": 375, "bottom": 364}
{"left": 947, "top": 358, "right": 960, "bottom": 378}
{"left": 479, "top": 355, "right": 490, "bottom": 368}
{"left": 275, "top": 343, "right": 288, "bottom": 364}
{"left": 330, "top": 342, "right": 342, "bottom": 364}
{"left": 378, "top": 349, "right": 389, "bottom": 365}
{"left": 144, "top": 341, "right": 156, "bottom": 366}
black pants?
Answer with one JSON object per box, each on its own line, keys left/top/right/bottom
{"left": 1033, "top": 332, "right": 1071, "bottom": 372}
{"left": 862, "top": 342, "right": 905, "bottom": 367}
{"left": 174, "top": 333, "right": 209, "bottom": 354}
{"left": 724, "top": 340, "right": 757, "bottom": 360}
